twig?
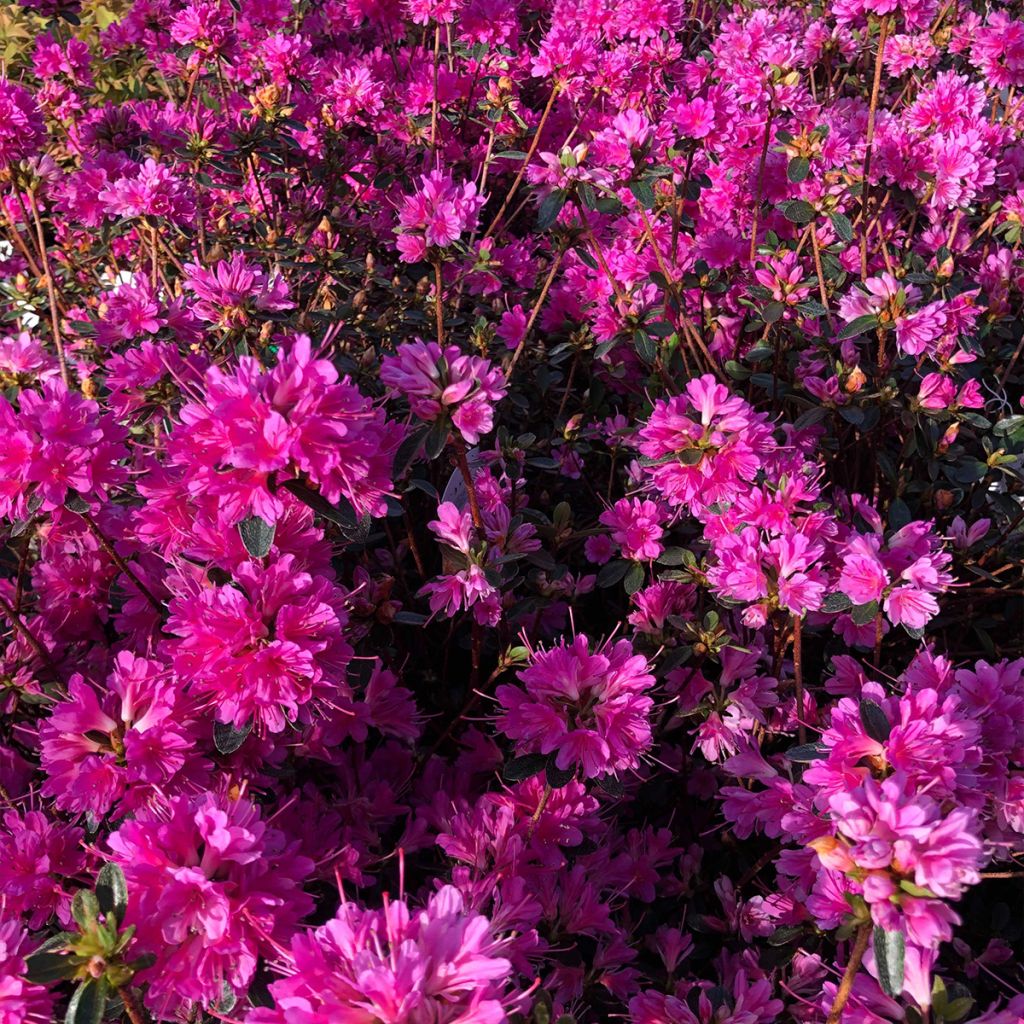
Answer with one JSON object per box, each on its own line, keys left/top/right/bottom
{"left": 826, "top": 923, "right": 872, "bottom": 1024}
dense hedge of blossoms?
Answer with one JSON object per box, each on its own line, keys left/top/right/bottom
{"left": 1, "top": 0, "right": 1023, "bottom": 1022}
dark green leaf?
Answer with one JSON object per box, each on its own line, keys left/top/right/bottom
{"left": 829, "top": 212, "right": 854, "bottom": 243}
{"left": 887, "top": 498, "right": 911, "bottom": 532}
{"left": 873, "top": 927, "right": 905, "bottom": 998}
{"left": 763, "top": 301, "right": 785, "bottom": 324}
{"left": 393, "top": 425, "right": 429, "bottom": 477}
{"left": 656, "top": 547, "right": 694, "bottom": 567}
{"left": 64, "top": 491, "right": 90, "bottom": 514}
{"left": 394, "top": 610, "right": 429, "bottom": 625}
{"left": 214, "top": 718, "right": 253, "bottom": 755}
{"left": 821, "top": 592, "right": 852, "bottom": 613}
{"left": 26, "top": 935, "right": 75, "bottom": 984}
{"left": 594, "top": 774, "right": 625, "bottom": 797}
{"left": 65, "top": 978, "right": 109, "bottom": 1024}
{"left": 71, "top": 890, "right": 99, "bottom": 930}
{"left": 783, "top": 200, "right": 815, "bottom": 223}
{"left": 597, "top": 560, "right": 629, "bottom": 588}
{"left": 993, "top": 415, "right": 1024, "bottom": 437}
{"left": 838, "top": 314, "right": 878, "bottom": 340}
{"left": 633, "top": 330, "right": 657, "bottom": 364}
{"left": 503, "top": 753, "right": 548, "bottom": 782}
{"left": 851, "top": 599, "right": 879, "bottom": 626}
{"left": 96, "top": 863, "right": 128, "bottom": 921}
{"left": 785, "top": 743, "right": 830, "bottom": 762}
{"left": 629, "top": 180, "right": 656, "bottom": 210}
{"left": 859, "top": 699, "right": 891, "bottom": 742}
{"left": 545, "top": 755, "right": 575, "bottom": 788}
{"left": 768, "top": 924, "right": 805, "bottom": 945}
{"left": 238, "top": 515, "right": 275, "bottom": 558}
{"left": 26, "top": 950, "right": 77, "bottom": 984}
{"left": 787, "top": 157, "right": 810, "bottom": 183}
{"left": 537, "top": 190, "right": 566, "bottom": 229}
{"left": 623, "top": 562, "right": 645, "bottom": 595}
{"left": 425, "top": 417, "right": 450, "bottom": 460}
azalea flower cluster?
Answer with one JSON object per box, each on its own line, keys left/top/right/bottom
{"left": 0, "top": 0, "right": 1022, "bottom": 1023}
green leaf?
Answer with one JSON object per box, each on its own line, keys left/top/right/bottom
{"left": 837, "top": 314, "right": 878, "bottom": 340}
{"left": 830, "top": 212, "right": 854, "bottom": 243}
{"left": 873, "top": 927, "right": 905, "bottom": 998}
{"left": 96, "top": 863, "right": 128, "bottom": 921}
{"left": 785, "top": 742, "right": 830, "bottom": 762}
{"left": 898, "top": 879, "right": 936, "bottom": 898}
{"left": 424, "top": 417, "right": 450, "bottom": 460}
{"left": 993, "top": 415, "right": 1024, "bottom": 437}
{"left": 64, "top": 491, "right": 90, "bottom": 514}
{"left": 71, "top": 890, "right": 100, "bottom": 930}
{"left": 629, "top": 180, "right": 656, "bottom": 210}
{"left": 392, "top": 424, "right": 429, "bottom": 477}
{"left": 787, "top": 157, "right": 810, "bottom": 183}
{"left": 859, "top": 699, "right": 891, "bottom": 742}
{"left": 537, "top": 190, "right": 566, "bottom": 229}
{"left": 887, "top": 498, "right": 911, "bottom": 532}
{"left": 503, "top": 752, "right": 548, "bottom": 782}
{"left": 783, "top": 199, "right": 815, "bottom": 223}
{"left": 762, "top": 301, "right": 785, "bottom": 324}
{"left": 633, "top": 330, "right": 657, "bottom": 364}
{"left": 623, "top": 562, "right": 645, "bottom": 595}
{"left": 65, "top": 978, "right": 109, "bottom": 1024}
{"left": 25, "top": 935, "right": 76, "bottom": 984}
{"left": 821, "top": 592, "right": 852, "bottom": 613}
{"left": 594, "top": 773, "right": 625, "bottom": 797}
{"left": 768, "top": 924, "right": 805, "bottom": 945}
{"left": 656, "top": 547, "right": 694, "bottom": 567}
{"left": 210, "top": 981, "right": 238, "bottom": 1014}
{"left": 213, "top": 718, "right": 253, "bottom": 755}
{"left": 238, "top": 514, "right": 276, "bottom": 558}
{"left": 597, "top": 560, "right": 629, "bottom": 588}
{"left": 851, "top": 599, "right": 879, "bottom": 626}
{"left": 281, "top": 480, "right": 368, "bottom": 540}
{"left": 545, "top": 754, "right": 575, "bottom": 788}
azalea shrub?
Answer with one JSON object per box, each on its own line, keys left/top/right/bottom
{"left": 2, "top": 0, "right": 1024, "bottom": 1022}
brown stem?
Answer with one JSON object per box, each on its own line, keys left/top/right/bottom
{"left": 792, "top": 614, "right": 807, "bottom": 745}
{"left": 0, "top": 592, "right": 60, "bottom": 675}
{"left": 749, "top": 105, "right": 775, "bottom": 264}
{"left": 451, "top": 434, "right": 484, "bottom": 531}
{"left": 117, "top": 985, "right": 151, "bottom": 1024}
{"left": 79, "top": 511, "right": 164, "bottom": 615}
{"left": 27, "top": 191, "right": 70, "bottom": 385}
{"left": 637, "top": 203, "right": 725, "bottom": 382}
{"left": 860, "top": 16, "right": 892, "bottom": 280}
{"left": 827, "top": 924, "right": 872, "bottom": 1024}
{"left": 433, "top": 260, "right": 445, "bottom": 345}
{"left": 527, "top": 782, "right": 553, "bottom": 840}
{"left": 507, "top": 248, "right": 564, "bottom": 373}
{"left": 430, "top": 25, "right": 441, "bottom": 151}
{"left": 810, "top": 224, "right": 835, "bottom": 330}
{"left": 873, "top": 609, "right": 884, "bottom": 673}
{"left": 481, "top": 83, "right": 560, "bottom": 241}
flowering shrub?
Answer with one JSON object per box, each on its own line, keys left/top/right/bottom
{"left": 1, "top": 1, "right": 1023, "bottom": 1023}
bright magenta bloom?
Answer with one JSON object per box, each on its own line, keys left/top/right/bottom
{"left": 636, "top": 375, "right": 774, "bottom": 513}
{"left": 246, "top": 885, "right": 520, "bottom": 1024}
{"left": 381, "top": 339, "right": 507, "bottom": 444}
{"left": 108, "top": 793, "right": 314, "bottom": 1016}
{"left": 496, "top": 635, "right": 655, "bottom": 779}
